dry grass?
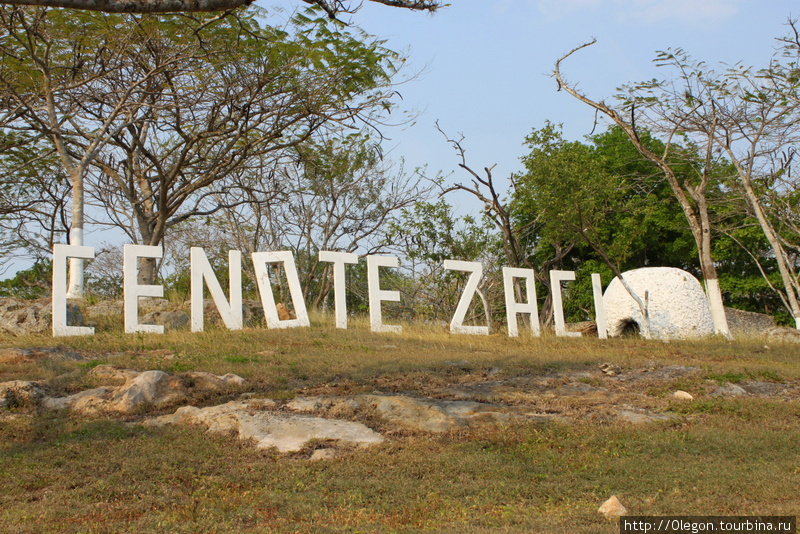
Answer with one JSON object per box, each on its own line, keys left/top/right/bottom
{"left": 1, "top": 318, "right": 799, "bottom": 532}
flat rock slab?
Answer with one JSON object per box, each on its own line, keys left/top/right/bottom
{"left": 147, "top": 400, "right": 384, "bottom": 453}
{"left": 286, "top": 394, "right": 554, "bottom": 433}
{"left": 740, "top": 381, "right": 790, "bottom": 397}
{"left": 614, "top": 405, "right": 675, "bottom": 424}
{"left": 711, "top": 382, "right": 749, "bottom": 397}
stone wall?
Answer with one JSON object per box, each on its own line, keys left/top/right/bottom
{"left": 724, "top": 307, "right": 776, "bottom": 337}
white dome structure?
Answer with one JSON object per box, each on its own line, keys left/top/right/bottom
{"left": 603, "top": 267, "right": 715, "bottom": 340}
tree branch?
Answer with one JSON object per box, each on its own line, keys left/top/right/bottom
{"left": 0, "top": 0, "right": 441, "bottom": 14}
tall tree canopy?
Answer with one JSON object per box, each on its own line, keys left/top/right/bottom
{"left": 0, "top": 4, "right": 414, "bottom": 287}
{"left": 0, "top": 0, "right": 441, "bottom": 14}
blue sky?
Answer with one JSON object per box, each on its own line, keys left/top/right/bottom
{"left": 342, "top": 0, "right": 798, "bottom": 213}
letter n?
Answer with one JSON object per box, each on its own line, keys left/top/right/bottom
{"left": 190, "top": 247, "right": 243, "bottom": 332}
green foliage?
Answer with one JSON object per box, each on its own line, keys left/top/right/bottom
{"left": 389, "top": 199, "right": 496, "bottom": 264}
{"left": 0, "top": 5, "right": 404, "bottom": 280}
{"left": 0, "top": 260, "right": 52, "bottom": 299}
{"left": 387, "top": 199, "right": 498, "bottom": 322}
{"left": 510, "top": 123, "right": 701, "bottom": 320}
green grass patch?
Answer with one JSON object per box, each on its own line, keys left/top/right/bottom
{"left": 2, "top": 324, "right": 800, "bottom": 531}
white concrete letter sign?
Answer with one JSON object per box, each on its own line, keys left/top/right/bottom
{"left": 52, "top": 244, "right": 95, "bottom": 337}
{"left": 550, "top": 270, "right": 580, "bottom": 337}
{"left": 366, "top": 255, "right": 402, "bottom": 333}
{"left": 502, "top": 267, "right": 540, "bottom": 337}
{"left": 443, "top": 260, "right": 489, "bottom": 335}
{"left": 319, "top": 250, "right": 358, "bottom": 329}
{"left": 123, "top": 244, "right": 164, "bottom": 334}
{"left": 591, "top": 273, "right": 608, "bottom": 339}
{"left": 252, "top": 251, "right": 310, "bottom": 329}
{"left": 190, "top": 247, "right": 243, "bottom": 332}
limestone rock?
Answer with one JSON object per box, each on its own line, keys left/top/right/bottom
{"left": 276, "top": 303, "right": 296, "bottom": 321}
{"left": 84, "top": 301, "right": 124, "bottom": 321}
{"left": 0, "top": 380, "right": 45, "bottom": 408}
{"left": 286, "top": 394, "right": 534, "bottom": 433}
{"left": 185, "top": 371, "right": 246, "bottom": 389}
{"left": 41, "top": 387, "right": 115, "bottom": 414}
{"left": 603, "top": 267, "right": 714, "bottom": 340}
{"left": 673, "top": 390, "right": 694, "bottom": 400}
{"left": 711, "top": 382, "right": 748, "bottom": 397}
{"left": 89, "top": 365, "right": 141, "bottom": 382}
{"left": 140, "top": 310, "right": 189, "bottom": 331}
{"left": 599, "top": 362, "right": 622, "bottom": 376}
{"left": 765, "top": 327, "right": 800, "bottom": 343}
{"left": 139, "top": 298, "right": 171, "bottom": 312}
{"left": 147, "top": 400, "right": 383, "bottom": 453}
{"left": 0, "top": 298, "right": 83, "bottom": 336}
{"left": 108, "top": 370, "right": 185, "bottom": 413}
{"left": 43, "top": 367, "right": 246, "bottom": 415}
{"left": 598, "top": 495, "right": 627, "bottom": 519}
{"left": 725, "top": 307, "right": 775, "bottom": 337}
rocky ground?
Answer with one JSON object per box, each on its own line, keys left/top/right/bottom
{"left": 2, "top": 346, "right": 798, "bottom": 461}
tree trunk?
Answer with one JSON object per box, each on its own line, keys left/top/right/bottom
{"left": 138, "top": 256, "right": 159, "bottom": 286}
{"left": 66, "top": 172, "right": 85, "bottom": 299}
{"left": 554, "top": 40, "right": 732, "bottom": 339}
{"left": 736, "top": 166, "right": 800, "bottom": 328}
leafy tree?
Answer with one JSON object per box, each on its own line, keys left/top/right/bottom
{"left": 0, "top": 0, "right": 441, "bottom": 15}
{"left": 0, "top": 259, "right": 52, "bottom": 298}
{"left": 0, "top": 6, "right": 187, "bottom": 295}
{"left": 83, "top": 7, "right": 404, "bottom": 283}
{"left": 510, "top": 123, "right": 703, "bottom": 332}
{"left": 555, "top": 40, "right": 736, "bottom": 337}
{"left": 1, "top": 5, "right": 412, "bottom": 287}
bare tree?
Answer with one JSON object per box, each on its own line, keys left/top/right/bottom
{"left": 554, "top": 40, "right": 733, "bottom": 338}
{"left": 436, "top": 123, "right": 574, "bottom": 325}
{"left": 0, "top": 133, "right": 71, "bottom": 271}
{"left": 216, "top": 133, "right": 433, "bottom": 307}
{"left": 709, "top": 27, "right": 800, "bottom": 328}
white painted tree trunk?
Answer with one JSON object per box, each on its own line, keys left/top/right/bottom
{"left": 704, "top": 278, "right": 731, "bottom": 339}
{"left": 66, "top": 177, "right": 85, "bottom": 299}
